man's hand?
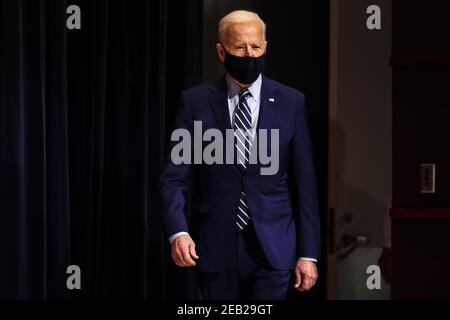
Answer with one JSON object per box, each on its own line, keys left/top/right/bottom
{"left": 294, "top": 259, "right": 318, "bottom": 292}
{"left": 171, "top": 234, "right": 199, "bottom": 267}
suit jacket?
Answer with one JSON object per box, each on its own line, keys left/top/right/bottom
{"left": 160, "top": 74, "right": 320, "bottom": 272}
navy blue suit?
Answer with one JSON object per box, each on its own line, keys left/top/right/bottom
{"left": 160, "top": 74, "right": 320, "bottom": 298}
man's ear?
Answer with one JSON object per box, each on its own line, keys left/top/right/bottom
{"left": 216, "top": 43, "right": 225, "bottom": 63}
{"left": 264, "top": 41, "right": 268, "bottom": 54}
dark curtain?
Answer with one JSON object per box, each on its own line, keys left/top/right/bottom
{"left": 0, "top": 0, "right": 202, "bottom": 299}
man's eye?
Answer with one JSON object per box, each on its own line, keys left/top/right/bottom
{"left": 252, "top": 46, "right": 261, "bottom": 49}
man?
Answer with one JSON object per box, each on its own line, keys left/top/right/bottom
{"left": 160, "top": 10, "right": 320, "bottom": 300}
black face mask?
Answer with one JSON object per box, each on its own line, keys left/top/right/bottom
{"left": 222, "top": 46, "right": 265, "bottom": 85}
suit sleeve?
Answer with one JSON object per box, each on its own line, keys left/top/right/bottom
{"left": 160, "top": 92, "right": 193, "bottom": 239}
{"left": 292, "top": 96, "right": 321, "bottom": 260}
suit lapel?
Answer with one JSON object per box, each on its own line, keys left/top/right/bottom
{"left": 248, "top": 75, "right": 279, "bottom": 176}
{"left": 208, "top": 74, "right": 232, "bottom": 132}
{"left": 208, "top": 74, "right": 241, "bottom": 175}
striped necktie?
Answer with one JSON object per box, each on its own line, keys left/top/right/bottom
{"left": 234, "top": 88, "right": 252, "bottom": 231}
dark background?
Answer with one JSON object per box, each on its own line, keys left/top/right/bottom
{"left": 391, "top": 0, "right": 450, "bottom": 299}
{"left": 0, "top": 0, "right": 329, "bottom": 299}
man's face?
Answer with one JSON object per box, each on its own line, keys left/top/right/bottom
{"left": 216, "top": 21, "right": 267, "bottom": 63}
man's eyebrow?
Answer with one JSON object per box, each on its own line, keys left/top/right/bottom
{"left": 232, "top": 42, "right": 262, "bottom": 46}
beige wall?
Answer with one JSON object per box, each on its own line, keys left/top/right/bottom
{"left": 334, "top": 0, "right": 392, "bottom": 249}
{"left": 331, "top": 0, "right": 392, "bottom": 299}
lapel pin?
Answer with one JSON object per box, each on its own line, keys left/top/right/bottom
{"left": 269, "top": 98, "right": 275, "bottom": 102}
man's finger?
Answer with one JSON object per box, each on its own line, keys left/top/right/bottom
{"left": 174, "top": 245, "right": 191, "bottom": 267}
{"left": 172, "top": 251, "right": 187, "bottom": 267}
{"left": 301, "top": 274, "right": 318, "bottom": 291}
{"left": 294, "top": 267, "right": 302, "bottom": 288}
{"left": 189, "top": 243, "right": 199, "bottom": 260}
{"left": 175, "top": 258, "right": 186, "bottom": 267}
{"left": 182, "top": 248, "right": 196, "bottom": 266}
{"left": 300, "top": 278, "right": 313, "bottom": 291}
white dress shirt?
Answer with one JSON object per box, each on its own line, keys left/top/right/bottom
{"left": 169, "top": 73, "right": 317, "bottom": 263}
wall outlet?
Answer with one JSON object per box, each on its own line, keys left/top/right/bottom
{"left": 420, "top": 163, "right": 436, "bottom": 194}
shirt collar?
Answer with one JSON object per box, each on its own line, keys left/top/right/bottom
{"left": 226, "top": 73, "right": 262, "bottom": 103}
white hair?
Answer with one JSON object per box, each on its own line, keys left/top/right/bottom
{"left": 218, "top": 10, "right": 266, "bottom": 43}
